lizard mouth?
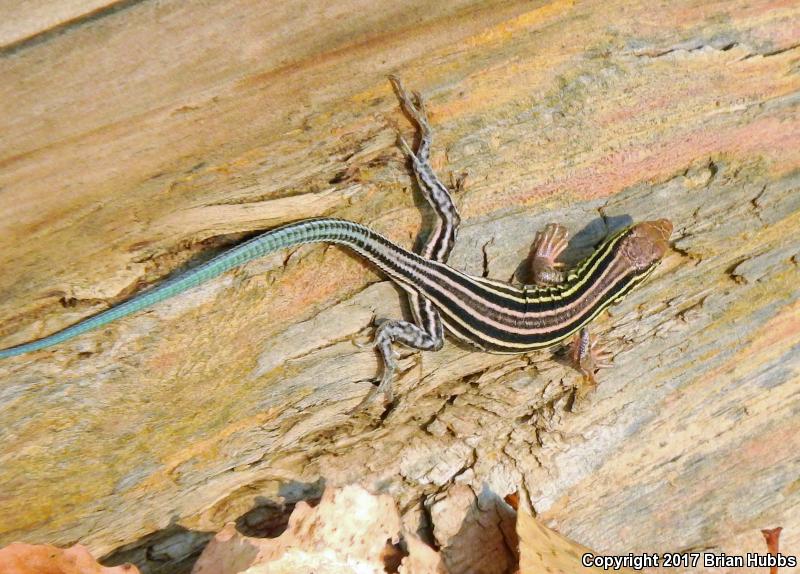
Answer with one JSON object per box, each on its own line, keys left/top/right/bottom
{"left": 646, "top": 218, "right": 673, "bottom": 242}
{"left": 634, "top": 218, "right": 672, "bottom": 246}
{"left": 622, "top": 218, "right": 673, "bottom": 269}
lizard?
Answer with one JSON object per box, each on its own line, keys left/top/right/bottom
{"left": 0, "top": 76, "right": 673, "bottom": 407}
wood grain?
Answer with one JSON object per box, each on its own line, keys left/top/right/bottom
{"left": 0, "top": 1, "right": 798, "bottom": 572}
{"left": 0, "top": 1, "right": 124, "bottom": 48}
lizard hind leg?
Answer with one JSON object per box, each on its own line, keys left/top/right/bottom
{"left": 349, "top": 78, "right": 450, "bottom": 413}
{"left": 389, "top": 75, "right": 434, "bottom": 162}
{"left": 352, "top": 302, "right": 444, "bottom": 411}
{"left": 389, "top": 75, "right": 461, "bottom": 264}
{"left": 530, "top": 223, "right": 569, "bottom": 286}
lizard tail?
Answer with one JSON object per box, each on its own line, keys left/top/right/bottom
{"left": 0, "top": 218, "right": 390, "bottom": 359}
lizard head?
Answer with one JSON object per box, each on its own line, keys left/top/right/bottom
{"left": 618, "top": 218, "right": 673, "bottom": 271}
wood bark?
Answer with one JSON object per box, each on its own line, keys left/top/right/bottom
{"left": 0, "top": 1, "right": 798, "bottom": 572}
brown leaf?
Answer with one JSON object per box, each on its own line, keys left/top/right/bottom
{"left": 517, "top": 511, "right": 637, "bottom": 574}
{"left": 428, "top": 484, "right": 517, "bottom": 574}
{"left": 761, "top": 527, "right": 782, "bottom": 574}
{"left": 398, "top": 533, "right": 447, "bottom": 574}
{"left": 504, "top": 492, "right": 520, "bottom": 511}
{"left": 192, "top": 484, "right": 445, "bottom": 574}
{"left": 0, "top": 542, "right": 138, "bottom": 574}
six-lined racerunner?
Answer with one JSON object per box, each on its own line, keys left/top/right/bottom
{"left": 0, "top": 77, "right": 672, "bottom": 406}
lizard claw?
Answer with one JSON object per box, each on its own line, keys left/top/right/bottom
{"left": 396, "top": 133, "right": 415, "bottom": 158}
{"left": 348, "top": 370, "right": 394, "bottom": 413}
{"left": 530, "top": 223, "right": 569, "bottom": 285}
{"left": 450, "top": 171, "right": 469, "bottom": 194}
{"left": 570, "top": 328, "right": 614, "bottom": 385}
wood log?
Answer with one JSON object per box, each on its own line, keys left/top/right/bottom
{"left": 1, "top": 1, "right": 798, "bottom": 572}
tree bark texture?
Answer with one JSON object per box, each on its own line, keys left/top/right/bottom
{"left": 0, "top": 1, "right": 798, "bottom": 572}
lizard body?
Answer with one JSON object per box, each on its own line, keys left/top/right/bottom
{"left": 0, "top": 78, "right": 672, "bottom": 404}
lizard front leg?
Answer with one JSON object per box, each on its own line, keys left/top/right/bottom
{"left": 569, "top": 326, "right": 613, "bottom": 385}
{"left": 530, "top": 223, "right": 568, "bottom": 285}
{"left": 529, "top": 222, "right": 613, "bottom": 384}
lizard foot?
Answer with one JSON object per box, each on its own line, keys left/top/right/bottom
{"left": 530, "top": 223, "right": 569, "bottom": 285}
{"left": 569, "top": 327, "right": 613, "bottom": 385}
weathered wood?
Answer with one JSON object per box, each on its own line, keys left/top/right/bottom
{"left": 1, "top": 0, "right": 798, "bottom": 572}
{"left": 0, "top": 1, "right": 120, "bottom": 48}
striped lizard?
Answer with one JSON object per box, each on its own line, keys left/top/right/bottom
{"left": 0, "top": 77, "right": 672, "bottom": 407}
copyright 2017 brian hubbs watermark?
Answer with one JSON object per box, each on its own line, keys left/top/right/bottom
{"left": 581, "top": 551, "right": 797, "bottom": 570}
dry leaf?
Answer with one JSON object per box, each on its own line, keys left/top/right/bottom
{"left": 428, "top": 484, "right": 517, "bottom": 574}
{"left": 761, "top": 527, "right": 783, "bottom": 574}
{"left": 398, "top": 533, "right": 447, "bottom": 574}
{"left": 192, "top": 484, "right": 445, "bottom": 574}
{"left": 0, "top": 542, "right": 138, "bottom": 574}
{"left": 517, "top": 510, "right": 637, "bottom": 574}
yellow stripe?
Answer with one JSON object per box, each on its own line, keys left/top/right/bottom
{"left": 523, "top": 227, "right": 629, "bottom": 304}
{"left": 448, "top": 227, "right": 630, "bottom": 307}
{"left": 435, "top": 256, "right": 657, "bottom": 352}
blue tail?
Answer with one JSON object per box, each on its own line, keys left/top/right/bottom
{"left": 0, "top": 218, "right": 377, "bottom": 359}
